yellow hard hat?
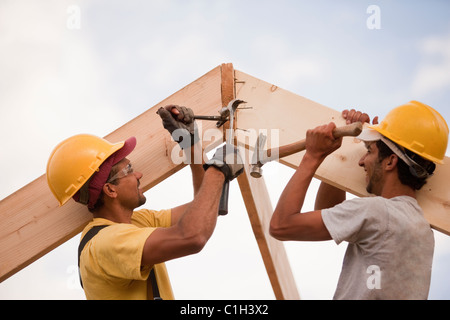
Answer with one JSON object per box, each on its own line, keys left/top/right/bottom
{"left": 46, "top": 134, "right": 126, "bottom": 206}
{"left": 369, "top": 101, "right": 448, "bottom": 164}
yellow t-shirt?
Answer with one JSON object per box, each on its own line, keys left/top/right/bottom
{"left": 79, "top": 209, "right": 175, "bottom": 300}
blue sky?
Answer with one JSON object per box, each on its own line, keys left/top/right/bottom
{"left": 1, "top": 0, "right": 449, "bottom": 299}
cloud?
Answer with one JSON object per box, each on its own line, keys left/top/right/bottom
{"left": 0, "top": 1, "right": 126, "bottom": 199}
{"left": 246, "top": 33, "right": 330, "bottom": 92}
{"left": 138, "top": 34, "right": 229, "bottom": 88}
{"left": 411, "top": 32, "right": 450, "bottom": 98}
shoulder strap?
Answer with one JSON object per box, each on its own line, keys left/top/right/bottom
{"left": 78, "top": 225, "right": 109, "bottom": 288}
{"left": 150, "top": 268, "right": 162, "bottom": 300}
{"left": 77, "top": 225, "right": 162, "bottom": 300}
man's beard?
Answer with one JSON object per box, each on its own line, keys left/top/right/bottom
{"left": 138, "top": 193, "right": 147, "bottom": 207}
{"left": 366, "top": 161, "right": 383, "bottom": 196}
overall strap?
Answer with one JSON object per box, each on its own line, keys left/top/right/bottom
{"left": 78, "top": 225, "right": 109, "bottom": 288}
{"left": 150, "top": 268, "right": 162, "bottom": 300}
{"left": 77, "top": 225, "right": 162, "bottom": 300}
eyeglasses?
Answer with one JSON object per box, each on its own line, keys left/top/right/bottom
{"left": 107, "top": 163, "right": 134, "bottom": 183}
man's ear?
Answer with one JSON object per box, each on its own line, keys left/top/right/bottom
{"left": 384, "top": 154, "right": 399, "bottom": 171}
{"left": 103, "top": 183, "right": 118, "bottom": 199}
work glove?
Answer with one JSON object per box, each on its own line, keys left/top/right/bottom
{"left": 203, "top": 144, "right": 244, "bottom": 181}
{"left": 157, "top": 105, "right": 199, "bottom": 149}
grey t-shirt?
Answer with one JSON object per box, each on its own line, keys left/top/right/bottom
{"left": 322, "top": 196, "right": 434, "bottom": 300}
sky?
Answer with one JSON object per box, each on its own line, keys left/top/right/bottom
{"left": 1, "top": 0, "right": 450, "bottom": 300}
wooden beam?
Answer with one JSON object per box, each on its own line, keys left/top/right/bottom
{"left": 234, "top": 70, "right": 450, "bottom": 236}
{"left": 221, "top": 64, "right": 300, "bottom": 299}
{"left": 237, "top": 148, "right": 300, "bottom": 300}
{"left": 0, "top": 65, "right": 225, "bottom": 282}
{"left": 221, "top": 63, "right": 235, "bottom": 105}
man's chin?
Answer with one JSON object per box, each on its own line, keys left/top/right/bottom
{"left": 139, "top": 196, "right": 147, "bottom": 207}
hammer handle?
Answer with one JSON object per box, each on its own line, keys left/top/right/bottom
{"left": 267, "top": 122, "right": 363, "bottom": 159}
{"left": 218, "top": 181, "right": 229, "bottom": 216}
{"left": 193, "top": 115, "right": 223, "bottom": 121}
{"left": 217, "top": 99, "right": 246, "bottom": 215}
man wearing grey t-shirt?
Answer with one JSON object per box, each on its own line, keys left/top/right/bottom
{"left": 270, "top": 102, "right": 448, "bottom": 299}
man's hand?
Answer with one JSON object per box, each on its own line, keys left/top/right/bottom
{"left": 157, "top": 105, "right": 199, "bottom": 149}
{"left": 203, "top": 144, "right": 244, "bottom": 181}
{"left": 342, "top": 109, "right": 379, "bottom": 125}
{"left": 305, "top": 123, "right": 343, "bottom": 161}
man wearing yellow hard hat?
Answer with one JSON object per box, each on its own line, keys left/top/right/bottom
{"left": 270, "top": 101, "right": 448, "bottom": 299}
{"left": 46, "top": 105, "right": 243, "bottom": 300}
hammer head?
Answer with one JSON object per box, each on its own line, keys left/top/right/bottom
{"left": 215, "top": 99, "right": 246, "bottom": 128}
{"left": 228, "top": 99, "right": 246, "bottom": 112}
{"left": 250, "top": 166, "right": 263, "bottom": 179}
{"left": 250, "top": 133, "right": 267, "bottom": 178}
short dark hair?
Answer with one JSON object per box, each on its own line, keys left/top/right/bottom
{"left": 376, "top": 140, "right": 435, "bottom": 191}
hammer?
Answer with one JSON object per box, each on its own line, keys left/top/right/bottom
{"left": 193, "top": 107, "right": 230, "bottom": 128}
{"left": 167, "top": 101, "right": 245, "bottom": 215}
{"left": 250, "top": 122, "right": 363, "bottom": 178}
{"left": 215, "top": 99, "right": 245, "bottom": 215}
{"left": 185, "top": 100, "right": 245, "bottom": 214}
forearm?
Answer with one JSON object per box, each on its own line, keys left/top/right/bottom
{"left": 189, "top": 142, "right": 205, "bottom": 195}
{"left": 170, "top": 143, "right": 205, "bottom": 225}
{"left": 178, "top": 167, "right": 224, "bottom": 245}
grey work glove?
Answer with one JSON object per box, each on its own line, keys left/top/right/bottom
{"left": 157, "top": 105, "right": 199, "bottom": 149}
{"left": 203, "top": 144, "right": 244, "bottom": 181}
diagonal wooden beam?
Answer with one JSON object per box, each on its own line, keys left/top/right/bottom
{"left": 237, "top": 153, "right": 300, "bottom": 300}
{"left": 0, "top": 65, "right": 225, "bottom": 282}
{"left": 222, "top": 65, "right": 300, "bottom": 299}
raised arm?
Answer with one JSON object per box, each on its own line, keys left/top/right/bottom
{"left": 141, "top": 143, "right": 243, "bottom": 266}
{"left": 141, "top": 166, "right": 225, "bottom": 266}
{"left": 144, "top": 107, "right": 244, "bottom": 266}
{"left": 270, "top": 123, "right": 342, "bottom": 241}
{"left": 157, "top": 105, "right": 205, "bottom": 225}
